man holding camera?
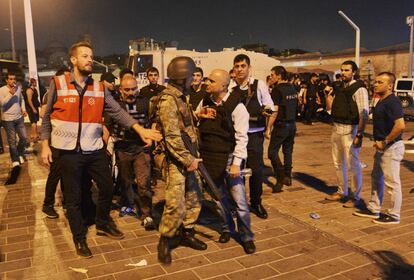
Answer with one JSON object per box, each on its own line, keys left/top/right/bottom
{"left": 230, "top": 54, "right": 275, "bottom": 219}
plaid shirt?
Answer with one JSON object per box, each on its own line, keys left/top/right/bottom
{"left": 333, "top": 80, "right": 369, "bottom": 135}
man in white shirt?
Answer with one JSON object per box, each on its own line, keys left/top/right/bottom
{"left": 326, "top": 61, "right": 369, "bottom": 208}
{"left": 197, "top": 69, "right": 255, "bottom": 254}
{"left": 0, "top": 73, "right": 28, "bottom": 166}
{"left": 229, "top": 54, "right": 276, "bottom": 219}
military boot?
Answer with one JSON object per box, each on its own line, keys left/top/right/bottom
{"left": 180, "top": 228, "right": 207, "bottom": 250}
{"left": 158, "top": 236, "right": 172, "bottom": 265}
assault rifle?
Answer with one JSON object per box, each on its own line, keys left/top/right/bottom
{"left": 181, "top": 132, "right": 231, "bottom": 214}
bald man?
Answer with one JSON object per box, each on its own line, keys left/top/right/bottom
{"left": 196, "top": 69, "right": 256, "bottom": 254}
{"left": 104, "top": 76, "right": 155, "bottom": 231}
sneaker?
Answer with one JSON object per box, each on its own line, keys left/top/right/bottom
{"left": 353, "top": 209, "right": 380, "bottom": 219}
{"left": 142, "top": 217, "right": 156, "bottom": 231}
{"left": 119, "top": 207, "right": 135, "bottom": 217}
{"left": 19, "top": 156, "right": 25, "bottom": 164}
{"left": 373, "top": 214, "right": 400, "bottom": 225}
{"left": 325, "top": 192, "right": 342, "bottom": 201}
{"left": 12, "top": 161, "right": 20, "bottom": 167}
{"left": 42, "top": 206, "right": 59, "bottom": 219}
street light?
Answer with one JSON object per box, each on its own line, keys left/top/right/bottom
{"left": 407, "top": 16, "right": 413, "bottom": 78}
{"left": 23, "top": 0, "right": 39, "bottom": 92}
{"left": 338, "top": 11, "right": 360, "bottom": 67}
{"left": 9, "top": 0, "right": 16, "bottom": 61}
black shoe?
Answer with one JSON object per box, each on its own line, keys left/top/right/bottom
{"left": 142, "top": 217, "right": 156, "bottom": 231}
{"left": 218, "top": 232, "right": 231, "bottom": 243}
{"left": 180, "top": 228, "right": 207, "bottom": 250}
{"left": 74, "top": 240, "right": 92, "bottom": 258}
{"left": 42, "top": 206, "right": 59, "bottom": 219}
{"left": 353, "top": 209, "right": 380, "bottom": 219}
{"left": 158, "top": 236, "right": 172, "bottom": 265}
{"left": 372, "top": 214, "right": 400, "bottom": 225}
{"left": 282, "top": 176, "right": 292, "bottom": 186}
{"left": 250, "top": 204, "right": 268, "bottom": 219}
{"left": 272, "top": 183, "right": 283, "bottom": 193}
{"left": 242, "top": 240, "right": 256, "bottom": 254}
{"left": 96, "top": 223, "right": 125, "bottom": 240}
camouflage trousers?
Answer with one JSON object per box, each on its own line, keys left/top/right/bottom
{"left": 159, "top": 162, "right": 202, "bottom": 237}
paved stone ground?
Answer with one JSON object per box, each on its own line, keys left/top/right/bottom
{"left": 0, "top": 122, "right": 414, "bottom": 280}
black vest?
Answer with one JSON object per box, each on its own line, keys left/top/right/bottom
{"left": 198, "top": 93, "right": 241, "bottom": 154}
{"left": 233, "top": 79, "right": 265, "bottom": 128}
{"left": 331, "top": 80, "right": 365, "bottom": 125}
{"left": 112, "top": 96, "right": 150, "bottom": 149}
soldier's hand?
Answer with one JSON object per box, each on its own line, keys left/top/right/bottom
{"left": 187, "top": 158, "right": 202, "bottom": 172}
{"left": 144, "top": 139, "right": 153, "bottom": 148}
{"left": 228, "top": 164, "right": 240, "bottom": 178}
{"left": 374, "top": 140, "right": 385, "bottom": 151}
{"left": 133, "top": 124, "right": 162, "bottom": 142}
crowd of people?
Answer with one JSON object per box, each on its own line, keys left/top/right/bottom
{"left": 0, "top": 40, "right": 406, "bottom": 265}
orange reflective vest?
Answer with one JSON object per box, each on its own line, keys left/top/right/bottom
{"left": 50, "top": 73, "right": 105, "bottom": 151}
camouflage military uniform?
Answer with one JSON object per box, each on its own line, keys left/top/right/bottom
{"left": 157, "top": 84, "right": 202, "bottom": 237}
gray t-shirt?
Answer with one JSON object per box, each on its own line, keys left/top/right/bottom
{"left": 0, "top": 85, "right": 25, "bottom": 121}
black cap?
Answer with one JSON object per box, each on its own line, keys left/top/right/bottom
{"left": 100, "top": 72, "right": 117, "bottom": 83}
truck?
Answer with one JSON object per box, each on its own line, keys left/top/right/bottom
{"left": 127, "top": 39, "right": 280, "bottom": 89}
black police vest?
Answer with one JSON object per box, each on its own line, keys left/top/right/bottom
{"left": 198, "top": 93, "right": 241, "bottom": 154}
{"left": 274, "top": 83, "right": 298, "bottom": 121}
{"left": 233, "top": 79, "right": 265, "bottom": 128}
{"left": 112, "top": 96, "right": 150, "bottom": 145}
{"left": 331, "top": 80, "right": 365, "bottom": 125}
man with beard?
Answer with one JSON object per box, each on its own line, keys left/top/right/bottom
{"left": 326, "top": 60, "right": 369, "bottom": 208}
{"left": 196, "top": 69, "right": 255, "bottom": 254}
{"left": 353, "top": 72, "right": 405, "bottom": 224}
{"left": 266, "top": 66, "right": 298, "bottom": 193}
{"left": 105, "top": 76, "right": 155, "bottom": 230}
{"left": 156, "top": 57, "right": 206, "bottom": 265}
{"left": 139, "top": 67, "right": 166, "bottom": 101}
{"left": 230, "top": 54, "right": 275, "bottom": 220}
{"left": 40, "top": 41, "right": 161, "bottom": 258}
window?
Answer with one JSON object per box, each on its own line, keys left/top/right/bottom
{"left": 396, "top": 80, "right": 413, "bottom": 91}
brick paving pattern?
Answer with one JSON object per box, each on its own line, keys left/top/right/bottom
{"left": 1, "top": 122, "right": 414, "bottom": 279}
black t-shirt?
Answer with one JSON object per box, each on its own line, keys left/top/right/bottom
{"left": 373, "top": 93, "right": 403, "bottom": 141}
{"left": 140, "top": 84, "right": 165, "bottom": 100}
{"left": 271, "top": 82, "right": 298, "bottom": 121}
{"left": 306, "top": 81, "right": 318, "bottom": 100}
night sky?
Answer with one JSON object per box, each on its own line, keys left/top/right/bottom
{"left": 0, "top": 0, "right": 413, "bottom": 56}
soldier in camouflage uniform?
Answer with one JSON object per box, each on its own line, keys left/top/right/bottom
{"left": 156, "top": 56, "right": 207, "bottom": 265}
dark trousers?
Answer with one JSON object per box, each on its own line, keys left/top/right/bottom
{"left": 268, "top": 122, "right": 296, "bottom": 179}
{"left": 0, "top": 121, "right": 4, "bottom": 151}
{"left": 60, "top": 149, "right": 113, "bottom": 242}
{"left": 305, "top": 99, "right": 317, "bottom": 122}
{"left": 116, "top": 150, "right": 152, "bottom": 218}
{"left": 43, "top": 148, "right": 64, "bottom": 207}
{"left": 246, "top": 131, "right": 264, "bottom": 206}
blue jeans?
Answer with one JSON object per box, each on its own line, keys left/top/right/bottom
{"left": 216, "top": 156, "right": 254, "bottom": 242}
{"left": 2, "top": 117, "right": 27, "bottom": 162}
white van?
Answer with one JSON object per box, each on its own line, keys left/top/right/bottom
{"left": 395, "top": 78, "right": 414, "bottom": 108}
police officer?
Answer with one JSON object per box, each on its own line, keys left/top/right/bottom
{"left": 104, "top": 76, "right": 155, "bottom": 230}
{"left": 230, "top": 54, "right": 275, "bottom": 219}
{"left": 156, "top": 57, "right": 206, "bottom": 265}
{"left": 266, "top": 66, "right": 298, "bottom": 193}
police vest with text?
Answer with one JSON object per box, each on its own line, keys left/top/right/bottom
{"left": 233, "top": 79, "right": 265, "bottom": 128}
{"left": 331, "top": 80, "right": 365, "bottom": 125}
{"left": 50, "top": 74, "right": 104, "bottom": 151}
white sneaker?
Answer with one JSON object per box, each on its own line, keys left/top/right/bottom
{"left": 19, "top": 156, "right": 25, "bottom": 164}
{"left": 142, "top": 217, "right": 156, "bottom": 231}
{"left": 12, "top": 161, "right": 20, "bottom": 167}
